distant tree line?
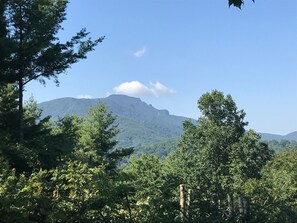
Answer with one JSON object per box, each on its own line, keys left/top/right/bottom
{"left": 263, "top": 140, "right": 297, "bottom": 152}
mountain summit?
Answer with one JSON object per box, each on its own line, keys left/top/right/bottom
{"left": 38, "top": 95, "right": 190, "bottom": 148}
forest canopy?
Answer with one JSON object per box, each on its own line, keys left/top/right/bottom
{"left": 0, "top": 1, "right": 296, "bottom": 223}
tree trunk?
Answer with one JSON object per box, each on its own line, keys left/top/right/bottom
{"left": 18, "top": 77, "right": 23, "bottom": 141}
{"left": 124, "top": 192, "right": 133, "bottom": 223}
{"left": 18, "top": 4, "right": 24, "bottom": 142}
{"left": 180, "top": 184, "right": 186, "bottom": 223}
{"left": 187, "top": 188, "right": 192, "bottom": 221}
{"left": 227, "top": 193, "right": 234, "bottom": 219}
{"left": 238, "top": 194, "right": 247, "bottom": 223}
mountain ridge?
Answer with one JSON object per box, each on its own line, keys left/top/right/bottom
{"left": 260, "top": 131, "right": 297, "bottom": 141}
{"left": 38, "top": 95, "right": 192, "bottom": 149}
{"left": 38, "top": 95, "right": 297, "bottom": 150}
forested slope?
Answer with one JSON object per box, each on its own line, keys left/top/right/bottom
{"left": 38, "top": 95, "right": 192, "bottom": 151}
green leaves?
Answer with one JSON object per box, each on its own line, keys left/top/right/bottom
{"left": 169, "top": 90, "right": 275, "bottom": 222}
{"left": 124, "top": 155, "right": 180, "bottom": 222}
{"left": 76, "top": 103, "right": 133, "bottom": 171}
{"left": 243, "top": 148, "right": 297, "bottom": 222}
{"left": 1, "top": 0, "right": 103, "bottom": 142}
{"left": 0, "top": 89, "right": 296, "bottom": 222}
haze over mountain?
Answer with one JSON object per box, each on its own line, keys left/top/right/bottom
{"left": 38, "top": 95, "right": 297, "bottom": 150}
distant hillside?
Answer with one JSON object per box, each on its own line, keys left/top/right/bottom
{"left": 38, "top": 95, "right": 192, "bottom": 150}
{"left": 259, "top": 131, "right": 297, "bottom": 141}
{"left": 38, "top": 95, "right": 297, "bottom": 154}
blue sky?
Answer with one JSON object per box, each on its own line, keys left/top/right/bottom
{"left": 24, "top": 0, "right": 297, "bottom": 135}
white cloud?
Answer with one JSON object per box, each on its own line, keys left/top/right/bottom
{"left": 113, "top": 81, "right": 155, "bottom": 97}
{"left": 150, "top": 81, "right": 175, "bottom": 95}
{"left": 77, "top": 94, "right": 93, "bottom": 99}
{"left": 133, "top": 47, "right": 146, "bottom": 58}
{"left": 112, "top": 81, "right": 175, "bottom": 97}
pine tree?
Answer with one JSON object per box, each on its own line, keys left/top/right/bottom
{"left": 77, "top": 103, "right": 133, "bottom": 172}
{"left": 0, "top": 0, "right": 103, "bottom": 140}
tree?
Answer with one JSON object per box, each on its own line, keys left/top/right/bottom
{"left": 244, "top": 148, "right": 297, "bottom": 222}
{"left": 0, "top": 85, "right": 41, "bottom": 172}
{"left": 0, "top": 102, "right": 134, "bottom": 222}
{"left": 0, "top": 89, "right": 80, "bottom": 172}
{"left": 0, "top": 83, "right": 19, "bottom": 139}
{"left": 0, "top": 0, "right": 13, "bottom": 73}
{"left": 168, "top": 90, "right": 273, "bottom": 222}
{"left": 76, "top": 103, "right": 133, "bottom": 173}
{"left": 124, "top": 155, "right": 180, "bottom": 223}
{"left": 0, "top": 0, "right": 103, "bottom": 140}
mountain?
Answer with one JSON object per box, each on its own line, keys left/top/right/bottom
{"left": 259, "top": 133, "right": 283, "bottom": 141}
{"left": 284, "top": 131, "right": 297, "bottom": 141}
{"left": 38, "top": 95, "right": 297, "bottom": 154}
{"left": 259, "top": 131, "right": 297, "bottom": 141}
{"left": 38, "top": 95, "right": 192, "bottom": 150}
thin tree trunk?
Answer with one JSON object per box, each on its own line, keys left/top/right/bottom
{"left": 124, "top": 192, "right": 133, "bottom": 223}
{"left": 238, "top": 194, "right": 246, "bottom": 223}
{"left": 187, "top": 188, "right": 192, "bottom": 221}
{"left": 18, "top": 77, "right": 23, "bottom": 141}
{"left": 180, "top": 184, "right": 186, "bottom": 223}
{"left": 227, "top": 193, "right": 234, "bottom": 218}
{"left": 18, "top": 4, "right": 24, "bottom": 141}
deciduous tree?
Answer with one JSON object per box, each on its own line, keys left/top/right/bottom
{"left": 168, "top": 90, "right": 272, "bottom": 222}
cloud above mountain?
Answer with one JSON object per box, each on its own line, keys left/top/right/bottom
{"left": 112, "top": 81, "right": 175, "bottom": 97}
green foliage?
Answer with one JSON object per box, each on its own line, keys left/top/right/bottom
{"left": 76, "top": 103, "right": 133, "bottom": 172}
{"left": 230, "top": 131, "right": 273, "bottom": 189}
{"left": 1, "top": 0, "right": 103, "bottom": 85}
{"left": 124, "top": 155, "right": 180, "bottom": 223}
{"left": 0, "top": 0, "right": 103, "bottom": 141}
{"left": 0, "top": 102, "right": 134, "bottom": 222}
{"left": 244, "top": 148, "right": 297, "bottom": 222}
{"left": 264, "top": 139, "right": 297, "bottom": 152}
{"left": 50, "top": 160, "right": 108, "bottom": 222}
{"left": 168, "top": 90, "right": 273, "bottom": 222}
{"left": 38, "top": 95, "right": 190, "bottom": 152}
{"left": 134, "top": 137, "right": 180, "bottom": 158}
{"left": 0, "top": 83, "right": 19, "bottom": 138}
{"left": 0, "top": 84, "right": 295, "bottom": 222}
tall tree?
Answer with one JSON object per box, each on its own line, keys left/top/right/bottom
{"left": 168, "top": 90, "right": 272, "bottom": 222}
{"left": 77, "top": 103, "right": 133, "bottom": 172}
{"left": 0, "top": 0, "right": 103, "bottom": 140}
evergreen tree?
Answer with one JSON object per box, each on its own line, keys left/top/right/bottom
{"left": 0, "top": 0, "right": 103, "bottom": 140}
{"left": 77, "top": 103, "right": 133, "bottom": 172}
{"left": 0, "top": 83, "right": 19, "bottom": 139}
